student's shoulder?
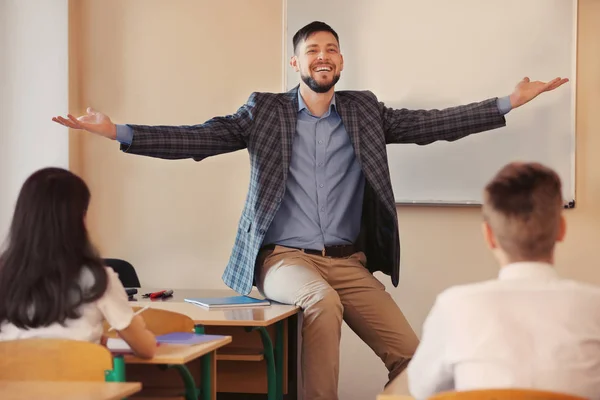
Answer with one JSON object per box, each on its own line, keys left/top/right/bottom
{"left": 560, "top": 278, "right": 600, "bottom": 298}
{"left": 434, "top": 279, "right": 501, "bottom": 307}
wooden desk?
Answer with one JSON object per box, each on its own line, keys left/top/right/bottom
{"left": 132, "top": 288, "right": 298, "bottom": 327}
{"left": 115, "top": 337, "right": 231, "bottom": 400}
{"left": 131, "top": 288, "right": 300, "bottom": 400}
{"left": 124, "top": 338, "right": 231, "bottom": 365}
{"left": 0, "top": 381, "right": 141, "bottom": 400}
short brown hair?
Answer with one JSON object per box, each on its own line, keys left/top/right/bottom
{"left": 293, "top": 21, "right": 339, "bottom": 54}
{"left": 482, "top": 162, "right": 563, "bottom": 261}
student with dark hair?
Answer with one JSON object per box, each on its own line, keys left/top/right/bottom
{"left": 53, "top": 21, "right": 567, "bottom": 399}
{"left": 0, "top": 167, "right": 156, "bottom": 359}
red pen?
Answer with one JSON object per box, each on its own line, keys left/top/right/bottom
{"left": 149, "top": 290, "right": 166, "bottom": 299}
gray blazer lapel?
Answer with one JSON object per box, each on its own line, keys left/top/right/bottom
{"left": 279, "top": 87, "right": 299, "bottom": 183}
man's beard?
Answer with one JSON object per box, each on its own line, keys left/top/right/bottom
{"left": 301, "top": 72, "right": 341, "bottom": 93}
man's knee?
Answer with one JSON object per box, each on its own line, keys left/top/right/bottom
{"left": 387, "top": 333, "right": 419, "bottom": 382}
{"left": 298, "top": 282, "right": 343, "bottom": 318}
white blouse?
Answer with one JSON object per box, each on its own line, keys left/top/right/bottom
{"left": 0, "top": 267, "right": 134, "bottom": 343}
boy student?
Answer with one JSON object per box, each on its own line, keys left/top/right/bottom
{"left": 407, "top": 162, "right": 600, "bottom": 400}
{"left": 0, "top": 167, "right": 156, "bottom": 359}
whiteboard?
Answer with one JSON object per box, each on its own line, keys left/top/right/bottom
{"left": 284, "top": 0, "right": 576, "bottom": 206}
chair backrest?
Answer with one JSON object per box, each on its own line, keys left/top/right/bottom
{"left": 0, "top": 339, "right": 113, "bottom": 381}
{"left": 104, "top": 306, "right": 195, "bottom": 337}
{"left": 133, "top": 307, "right": 195, "bottom": 335}
{"left": 429, "top": 389, "right": 588, "bottom": 400}
{"left": 103, "top": 258, "right": 141, "bottom": 287}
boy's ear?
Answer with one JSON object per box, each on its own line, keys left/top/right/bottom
{"left": 482, "top": 221, "right": 497, "bottom": 250}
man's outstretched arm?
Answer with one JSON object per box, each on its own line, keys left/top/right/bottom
{"left": 381, "top": 76, "right": 568, "bottom": 145}
{"left": 53, "top": 93, "right": 258, "bottom": 161}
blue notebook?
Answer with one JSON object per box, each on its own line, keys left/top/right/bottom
{"left": 184, "top": 295, "right": 270, "bottom": 309}
{"left": 106, "top": 333, "right": 226, "bottom": 352}
{"left": 156, "top": 332, "right": 227, "bottom": 344}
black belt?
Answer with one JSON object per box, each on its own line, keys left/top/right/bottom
{"left": 261, "top": 243, "right": 356, "bottom": 258}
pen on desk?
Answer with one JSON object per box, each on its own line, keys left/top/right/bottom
{"left": 108, "top": 306, "right": 150, "bottom": 331}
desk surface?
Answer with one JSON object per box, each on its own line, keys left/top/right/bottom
{"left": 130, "top": 288, "right": 299, "bottom": 327}
{"left": 122, "top": 335, "right": 232, "bottom": 364}
{"left": 0, "top": 381, "right": 141, "bottom": 400}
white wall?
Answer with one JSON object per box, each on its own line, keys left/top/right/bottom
{"left": 0, "top": 0, "right": 69, "bottom": 241}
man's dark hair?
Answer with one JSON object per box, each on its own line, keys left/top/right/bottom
{"left": 293, "top": 21, "right": 339, "bottom": 54}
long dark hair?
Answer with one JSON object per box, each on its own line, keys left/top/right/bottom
{"left": 0, "top": 167, "right": 107, "bottom": 329}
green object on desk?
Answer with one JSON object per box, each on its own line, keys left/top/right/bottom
{"left": 104, "top": 355, "right": 126, "bottom": 382}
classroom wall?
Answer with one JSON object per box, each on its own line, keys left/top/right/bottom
{"left": 0, "top": 0, "right": 69, "bottom": 242}
{"left": 71, "top": 1, "right": 600, "bottom": 399}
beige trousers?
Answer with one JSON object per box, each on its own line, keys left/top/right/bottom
{"left": 255, "top": 245, "right": 419, "bottom": 400}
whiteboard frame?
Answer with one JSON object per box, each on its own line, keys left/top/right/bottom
{"left": 281, "top": 0, "right": 578, "bottom": 208}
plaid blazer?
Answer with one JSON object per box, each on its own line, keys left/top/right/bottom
{"left": 123, "top": 86, "right": 506, "bottom": 294}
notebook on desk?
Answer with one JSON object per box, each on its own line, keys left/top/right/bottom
{"left": 184, "top": 295, "right": 270, "bottom": 309}
{"left": 106, "top": 333, "right": 227, "bottom": 352}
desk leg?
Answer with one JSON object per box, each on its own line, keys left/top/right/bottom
{"left": 251, "top": 327, "right": 277, "bottom": 400}
{"left": 194, "top": 325, "right": 216, "bottom": 400}
{"left": 165, "top": 364, "right": 201, "bottom": 400}
{"left": 275, "top": 320, "right": 284, "bottom": 400}
{"left": 200, "top": 352, "right": 215, "bottom": 400}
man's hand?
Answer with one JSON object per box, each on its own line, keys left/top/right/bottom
{"left": 52, "top": 107, "right": 117, "bottom": 140}
{"left": 509, "top": 76, "right": 569, "bottom": 109}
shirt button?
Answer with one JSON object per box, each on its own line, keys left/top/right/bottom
{"left": 319, "top": 184, "right": 324, "bottom": 188}
{"left": 318, "top": 162, "right": 324, "bottom": 167}
{"left": 318, "top": 140, "right": 323, "bottom": 144}
{"left": 320, "top": 207, "right": 325, "bottom": 212}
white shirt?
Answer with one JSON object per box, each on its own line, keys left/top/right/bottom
{"left": 407, "top": 262, "right": 600, "bottom": 400}
{"left": 0, "top": 267, "right": 134, "bottom": 344}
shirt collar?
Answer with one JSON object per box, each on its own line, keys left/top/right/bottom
{"left": 498, "top": 262, "right": 559, "bottom": 281}
{"left": 297, "top": 90, "right": 337, "bottom": 115}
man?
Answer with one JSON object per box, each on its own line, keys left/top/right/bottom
{"left": 53, "top": 21, "right": 568, "bottom": 400}
{"left": 407, "top": 162, "right": 600, "bottom": 400}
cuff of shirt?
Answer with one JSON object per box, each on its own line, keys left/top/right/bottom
{"left": 496, "top": 96, "right": 512, "bottom": 115}
{"left": 116, "top": 124, "right": 133, "bottom": 145}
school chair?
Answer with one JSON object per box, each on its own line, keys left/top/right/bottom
{"left": 104, "top": 258, "right": 141, "bottom": 287}
{"left": 429, "top": 389, "right": 588, "bottom": 400}
{"left": 0, "top": 338, "right": 121, "bottom": 381}
{"left": 132, "top": 306, "right": 195, "bottom": 335}
{"left": 103, "top": 306, "right": 195, "bottom": 338}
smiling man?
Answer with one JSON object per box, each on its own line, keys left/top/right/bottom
{"left": 53, "top": 21, "right": 568, "bottom": 400}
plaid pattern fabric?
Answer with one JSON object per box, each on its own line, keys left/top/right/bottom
{"left": 122, "top": 86, "right": 506, "bottom": 294}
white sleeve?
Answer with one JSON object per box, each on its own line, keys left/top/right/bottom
{"left": 407, "top": 296, "right": 454, "bottom": 400}
{"left": 96, "top": 267, "right": 135, "bottom": 331}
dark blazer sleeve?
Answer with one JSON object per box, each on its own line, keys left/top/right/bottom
{"left": 377, "top": 93, "right": 507, "bottom": 145}
{"left": 119, "top": 93, "right": 257, "bottom": 161}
